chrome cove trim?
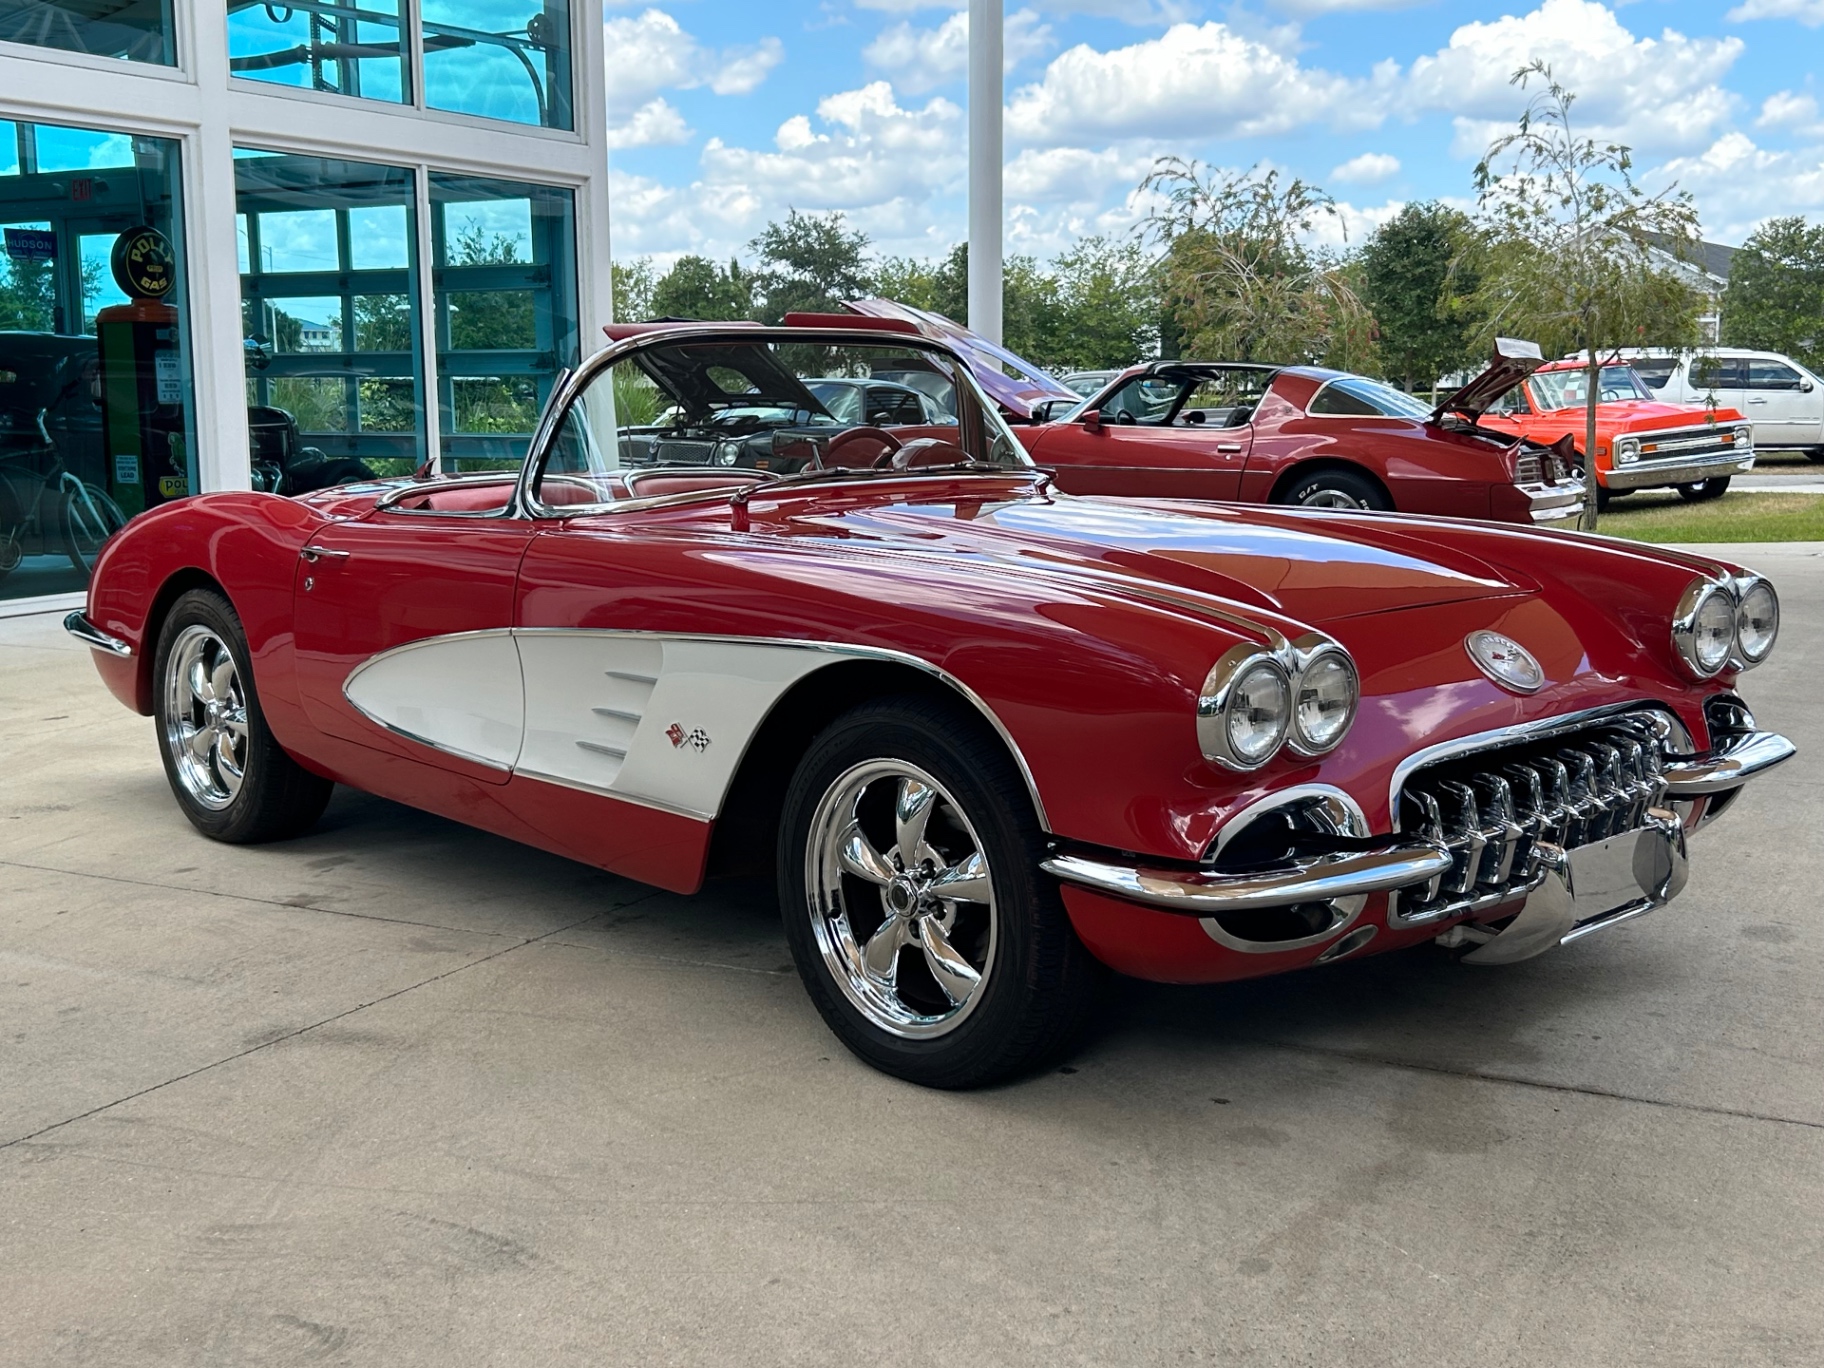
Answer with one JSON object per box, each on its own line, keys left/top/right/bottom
{"left": 1042, "top": 842, "right": 1452, "bottom": 919}
{"left": 1661, "top": 730, "right": 1795, "bottom": 796}
{"left": 339, "top": 627, "right": 1053, "bottom": 831}
{"left": 63, "top": 612, "right": 132, "bottom": 657}
{"left": 512, "top": 765, "right": 713, "bottom": 823}
{"left": 1387, "top": 702, "right": 1696, "bottom": 825}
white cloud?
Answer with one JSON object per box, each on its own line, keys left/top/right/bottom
{"left": 1651, "top": 133, "right": 1824, "bottom": 241}
{"left": 854, "top": 0, "right": 1198, "bottom": 20}
{"left": 607, "top": 97, "right": 691, "bottom": 149}
{"left": 1006, "top": 21, "right": 1394, "bottom": 147}
{"left": 1407, "top": 0, "right": 1744, "bottom": 159}
{"left": 1331, "top": 152, "right": 1400, "bottom": 184}
{"left": 863, "top": 9, "right": 1054, "bottom": 95}
{"left": 1306, "top": 198, "right": 1408, "bottom": 251}
{"left": 1726, "top": 0, "right": 1824, "bottom": 24}
{"left": 603, "top": 8, "right": 782, "bottom": 119}
{"left": 1758, "top": 90, "right": 1821, "bottom": 129}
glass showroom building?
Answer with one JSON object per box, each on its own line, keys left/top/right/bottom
{"left": 0, "top": 0, "right": 611, "bottom": 612}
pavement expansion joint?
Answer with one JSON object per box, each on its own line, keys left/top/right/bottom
{"left": 0, "top": 904, "right": 628, "bottom": 1152}
{"left": 1240, "top": 1035, "right": 1824, "bottom": 1132}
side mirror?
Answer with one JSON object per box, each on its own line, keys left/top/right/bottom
{"left": 1082, "top": 409, "right": 1103, "bottom": 431}
{"left": 1802, "top": 379, "right": 1815, "bottom": 393}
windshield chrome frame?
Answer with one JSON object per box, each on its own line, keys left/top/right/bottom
{"left": 510, "top": 325, "right": 1034, "bottom": 520}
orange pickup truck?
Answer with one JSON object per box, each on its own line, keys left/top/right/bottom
{"left": 1477, "top": 357, "right": 1753, "bottom": 505}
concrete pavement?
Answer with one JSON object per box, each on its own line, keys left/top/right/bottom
{"left": 2, "top": 545, "right": 1821, "bottom": 1366}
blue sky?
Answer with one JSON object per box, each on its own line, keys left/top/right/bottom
{"left": 605, "top": 0, "right": 1824, "bottom": 267}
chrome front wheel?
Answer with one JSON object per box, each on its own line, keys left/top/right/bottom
{"left": 162, "top": 624, "right": 249, "bottom": 810}
{"left": 806, "top": 760, "right": 997, "bottom": 1038}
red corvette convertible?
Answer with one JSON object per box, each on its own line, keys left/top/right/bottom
{"left": 67, "top": 321, "right": 1792, "bottom": 1087}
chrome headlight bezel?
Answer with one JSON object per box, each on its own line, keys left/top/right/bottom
{"left": 1672, "top": 575, "right": 1736, "bottom": 679}
{"left": 1614, "top": 436, "right": 1641, "bottom": 465}
{"left": 1198, "top": 646, "right": 1292, "bottom": 772}
{"left": 1198, "top": 637, "right": 1360, "bottom": 771}
{"left": 1287, "top": 643, "right": 1360, "bottom": 757}
{"left": 1732, "top": 574, "right": 1779, "bottom": 668}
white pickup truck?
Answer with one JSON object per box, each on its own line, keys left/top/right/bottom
{"left": 1576, "top": 348, "right": 1824, "bottom": 460}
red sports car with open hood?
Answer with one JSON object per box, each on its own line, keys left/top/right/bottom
{"left": 67, "top": 319, "right": 1793, "bottom": 1088}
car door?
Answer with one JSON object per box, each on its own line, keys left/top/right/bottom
{"left": 290, "top": 497, "right": 534, "bottom": 781}
{"left": 1688, "top": 356, "right": 1749, "bottom": 427}
{"left": 1025, "top": 373, "right": 1251, "bottom": 500}
{"left": 1742, "top": 359, "right": 1815, "bottom": 448}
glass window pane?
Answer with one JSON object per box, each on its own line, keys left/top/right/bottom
{"left": 237, "top": 150, "right": 425, "bottom": 487}
{"left": 228, "top": 0, "right": 408, "bottom": 103}
{"left": 431, "top": 174, "right": 577, "bottom": 471}
{"left": 0, "top": 0, "right": 174, "bottom": 65}
{"left": 1, "top": 122, "right": 196, "bottom": 604}
{"left": 422, "top": 0, "right": 573, "bottom": 129}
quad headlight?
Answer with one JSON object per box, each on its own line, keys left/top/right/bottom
{"left": 1734, "top": 576, "right": 1779, "bottom": 667}
{"left": 1198, "top": 640, "right": 1358, "bottom": 770}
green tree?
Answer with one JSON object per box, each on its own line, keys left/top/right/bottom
{"left": 1048, "top": 235, "right": 1157, "bottom": 371}
{"left": 748, "top": 209, "right": 874, "bottom": 323}
{"left": 1140, "top": 157, "right": 1365, "bottom": 365}
{"left": 446, "top": 226, "right": 534, "bottom": 353}
{"left": 0, "top": 255, "right": 56, "bottom": 331}
{"left": 1721, "top": 216, "right": 1824, "bottom": 371}
{"left": 1358, "top": 201, "right": 1480, "bottom": 394}
{"left": 1469, "top": 61, "right": 1702, "bottom": 528}
{"left": 612, "top": 257, "right": 657, "bottom": 323}
{"left": 650, "top": 254, "right": 756, "bottom": 321}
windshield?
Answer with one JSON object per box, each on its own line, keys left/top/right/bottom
{"left": 1308, "top": 376, "right": 1432, "bottom": 419}
{"left": 533, "top": 335, "right": 1027, "bottom": 509}
{"left": 1528, "top": 366, "right": 1651, "bottom": 411}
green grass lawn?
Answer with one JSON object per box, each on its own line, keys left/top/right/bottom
{"left": 1594, "top": 490, "right": 1824, "bottom": 543}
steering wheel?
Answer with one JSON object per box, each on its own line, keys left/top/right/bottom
{"left": 823, "top": 425, "right": 902, "bottom": 467}
{"left": 876, "top": 437, "right": 968, "bottom": 471}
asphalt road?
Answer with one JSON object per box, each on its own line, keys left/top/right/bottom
{"left": 3, "top": 542, "right": 1821, "bottom": 1367}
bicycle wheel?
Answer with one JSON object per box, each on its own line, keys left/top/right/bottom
{"left": 60, "top": 477, "right": 127, "bottom": 576}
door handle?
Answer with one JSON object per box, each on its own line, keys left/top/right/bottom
{"left": 1747, "top": 397, "right": 1768, "bottom": 405}
{"left": 1217, "top": 443, "right": 1243, "bottom": 454}
{"left": 299, "top": 545, "right": 351, "bottom": 562}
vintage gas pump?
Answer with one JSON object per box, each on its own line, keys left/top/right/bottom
{"left": 95, "top": 226, "right": 189, "bottom": 516}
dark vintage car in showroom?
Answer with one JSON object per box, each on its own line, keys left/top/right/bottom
{"left": 67, "top": 320, "right": 1793, "bottom": 1088}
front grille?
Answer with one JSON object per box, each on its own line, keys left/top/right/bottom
{"left": 1634, "top": 426, "right": 1741, "bottom": 462}
{"left": 1393, "top": 713, "right": 1669, "bottom": 925}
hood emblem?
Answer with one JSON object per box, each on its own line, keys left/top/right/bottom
{"left": 1465, "top": 630, "right": 1544, "bottom": 694}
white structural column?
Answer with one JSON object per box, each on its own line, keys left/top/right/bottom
{"left": 967, "top": 0, "right": 1002, "bottom": 345}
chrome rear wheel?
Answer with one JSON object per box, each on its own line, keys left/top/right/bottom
{"left": 162, "top": 624, "right": 249, "bottom": 810}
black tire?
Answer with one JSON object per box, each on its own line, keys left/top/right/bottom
{"left": 1804, "top": 448, "right": 1824, "bottom": 464}
{"left": 1676, "top": 476, "right": 1731, "bottom": 503}
{"left": 153, "top": 588, "right": 333, "bottom": 843}
{"left": 1279, "top": 467, "right": 1392, "bottom": 512}
{"left": 777, "top": 695, "right": 1104, "bottom": 1088}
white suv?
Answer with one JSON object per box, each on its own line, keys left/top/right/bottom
{"left": 1573, "top": 348, "right": 1824, "bottom": 460}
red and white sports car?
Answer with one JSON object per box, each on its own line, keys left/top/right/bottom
{"left": 68, "top": 321, "right": 1794, "bottom": 1087}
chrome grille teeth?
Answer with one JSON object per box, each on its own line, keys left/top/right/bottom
{"left": 1395, "top": 716, "right": 1670, "bottom": 927}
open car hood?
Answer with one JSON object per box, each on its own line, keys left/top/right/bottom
{"left": 1432, "top": 337, "right": 1546, "bottom": 424}
{"left": 839, "top": 298, "right": 1079, "bottom": 420}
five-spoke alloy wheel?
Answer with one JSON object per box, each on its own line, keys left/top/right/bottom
{"left": 779, "top": 697, "right": 1103, "bottom": 1088}
{"left": 153, "top": 588, "right": 333, "bottom": 843}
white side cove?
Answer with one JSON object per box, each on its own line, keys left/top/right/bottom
{"left": 342, "top": 630, "right": 881, "bottom": 821}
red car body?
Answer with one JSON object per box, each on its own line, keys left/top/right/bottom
{"left": 67, "top": 322, "right": 1791, "bottom": 1084}
{"left": 1476, "top": 357, "right": 1755, "bottom": 498}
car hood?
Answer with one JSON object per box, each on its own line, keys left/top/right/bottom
{"left": 1432, "top": 337, "right": 1546, "bottom": 424}
{"left": 839, "top": 298, "right": 1080, "bottom": 419}
{"left": 793, "top": 489, "right": 1535, "bottom": 629}
{"left": 1520, "top": 399, "right": 1750, "bottom": 431}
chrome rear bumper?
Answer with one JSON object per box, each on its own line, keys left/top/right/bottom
{"left": 64, "top": 611, "right": 132, "bottom": 657}
{"left": 1042, "top": 841, "right": 1452, "bottom": 916}
{"left": 1521, "top": 477, "right": 1585, "bottom": 522}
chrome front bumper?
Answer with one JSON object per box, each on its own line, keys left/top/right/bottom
{"left": 1521, "top": 477, "right": 1586, "bottom": 523}
{"left": 64, "top": 611, "right": 132, "bottom": 657}
{"left": 1606, "top": 451, "right": 1754, "bottom": 491}
{"left": 1042, "top": 841, "right": 1452, "bottom": 916}
{"left": 1662, "top": 730, "right": 1795, "bottom": 795}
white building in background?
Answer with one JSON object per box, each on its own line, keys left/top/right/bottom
{"left": 0, "top": 0, "right": 611, "bottom": 615}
